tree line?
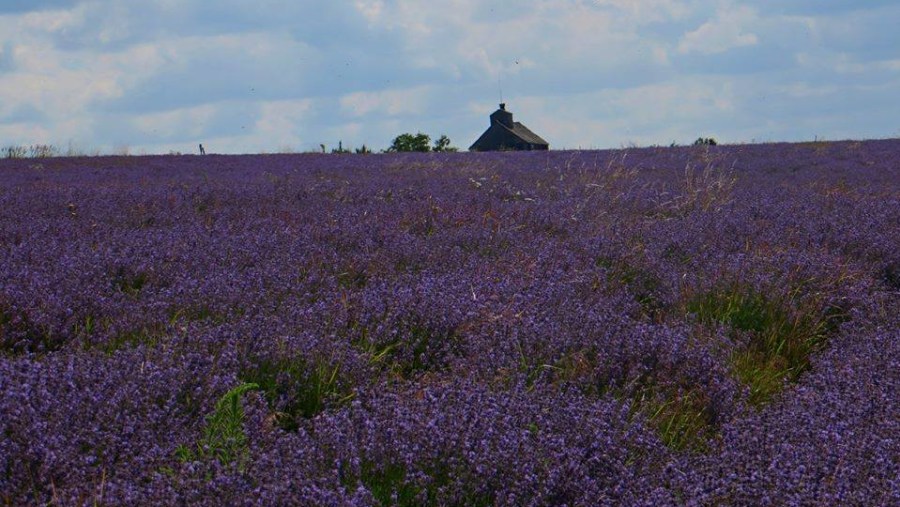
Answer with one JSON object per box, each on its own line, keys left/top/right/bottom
{"left": 325, "top": 132, "right": 458, "bottom": 154}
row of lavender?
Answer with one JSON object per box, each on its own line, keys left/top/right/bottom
{"left": 1, "top": 140, "right": 898, "bottom": 505}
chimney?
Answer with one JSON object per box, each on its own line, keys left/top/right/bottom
{"left": 490, "top": 103, "right": 514, "bottom": 128}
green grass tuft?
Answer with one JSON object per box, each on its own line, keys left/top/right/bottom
{"left": 644, "top": 389, "right": 715, "bottom": 452}
{"left": 541, "top": 348, "right": 717, "bottom": 453}
{"left": 0, "top": 308, "right": 62, "bottom": 356}
{"left": 344, "top": 459, "right": 494, "bottom": 507}
{"left": 111, "top": 268, "right": 148, "bottom": 296}
{"left": 99, "top": 325, "right": 166, "bottom": 355}
{"left": 168, "top": 305, "right": 235, "bottom": 325}
{"left": 240, "top": 356, "right": 352, "bottom": 431}
{"left": 351, "top": 318, "right": 460, "bottom": 380}
{"left": 359, "top": 461, "right": 422, "bottom": 506}
{"left": 592, "top": 256, "right": 665, "bottom": 319}
{"left": 336, "top": 268, "right": 369, "bottom": 289}
{"left": 177, "top": 382, "right": 258, "bottom": 471}
{"left": 687, "top": 283, "right": 846, "bottom": 405}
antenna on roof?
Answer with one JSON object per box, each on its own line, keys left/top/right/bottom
{"left": 498, "top": 77, "right": 503, "bottom": 104}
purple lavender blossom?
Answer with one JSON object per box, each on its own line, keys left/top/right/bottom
{"left": 1, "top": 140, "right": 897, "bottom": 505}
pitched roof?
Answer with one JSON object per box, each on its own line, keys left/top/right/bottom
{"left": 507, "top": 122, "right": 548, "bottom": 146}
{"left": 469, "top": 104, "right": 550, "bottom": 151}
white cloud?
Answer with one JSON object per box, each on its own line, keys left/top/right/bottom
{"left": 253, "top": 98, "right": 313, "bottom": 147}
{"left": 510, "top": 76, "right": 740, "bottom": 148}
{"left": 594, "top": 0, "right": 691, "bottom": 23}
{"left": 795, "top": 49, "right": 900, "bottom": 76}
{"left": 0, "top": 37, "right": 176, "bottom": 146}
{"left": 340, "top": 86, "right": 431, "bottom": 117}
{"left": 133, "top": 104, "right": 219, "bottom": 138}
{"left": 678, "top": 5, "right": 759, "bottom": 54}
{"left": 835, "top": 56, "right": 900, "bottom": 75}
{"left": 0, "top": 122, "right": 52, "bottom": 144}
{"left": 354, "top": 0, "right": 385, "bottom": 24}
{"left": 778, "top": 82, "right": 840, "bottom": 99}
{"left": 20, "top": 7, "right": 84, "bottom": 33}
{"left": 0, "top": 4, "right": 174, "bottom": 146}
{"left": 346, "top": 0, "right": 668, "bottom": 82}
{"left": 0, "top": 0, "right": 898, "bottom": 151}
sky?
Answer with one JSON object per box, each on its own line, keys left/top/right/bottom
{"left": 0, "top": 0, "right": 898, "bottom": 154}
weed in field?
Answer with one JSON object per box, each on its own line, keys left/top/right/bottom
{"left": 0, "top": 309, "right": 13, "bottom": 354}
{"left": 541, "top": 347, "right": 719, "bottom": 452}
{"left": 240, "top": 356, "right": 352, "bottom": 431}
{"left": 687, "top": 284, "right": 846, "bottom": 405}
{"left": 336, "top": 265, "right": 369, "bottom": 289}
{"left": 168, "top": 305, "right": 233, "bottom": 325}
{"left": 3, "top": 144, "right": 60, "bottom": 159}
{"left": 176, "top": 382, "right": 258, "bottom": 471}
{"left": 111, "top": 267, "right": 148, "bottom": 296}
{"left": 512, "top": 341, "right": 557, "bottom": 392}
{"left": 74, "top": 315, "right": 167, "bottom": 354}
{"left": 100, "top": 325, "right": 166, "bottom": 354}
{"left": 0, "top": 308, "right": 62, "bottom": 356}
{"left": 352, "top": 317, "right": 461, "bottom": 380}
{"left": 682, "top": 162, "right": 737, "bottom": 212}
{"left": 653, "top": 161, "right": 737, "bottom": 217}
{"left": 345, "top": 459, "right": 494, "bottom": 507}
{"left": 595, "top": 374, "right": 720, "bottom": 453}
{"left": 592, "top": 256, "right": 665, "bottom": 319}
{"left": 880, "top": 261, "right": 900, "bottom": 290}
{"left": 549, "top": 347, "right": 596, "bottom": 386}
{"left": 643, "top": 388, "right": 715, "bottom": 452}
{"left": 356, "top": 461, "right": 421, "bottom": 506}
{"left": 661, "top": 242, "right": 692, "bottom": 265}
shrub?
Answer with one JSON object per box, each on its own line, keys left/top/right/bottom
{"left": 387, "top": 132, "right": 431, "bottom": 152}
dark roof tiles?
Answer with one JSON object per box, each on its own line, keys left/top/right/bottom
{"left": 508, "top": 122, "right": 548, "bottom": 146}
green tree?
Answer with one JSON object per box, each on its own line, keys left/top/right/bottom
{"left": 388, "top": 132, "right": 431, "bottom": 152}
{"left": 433, "top": 135, "right": 458, "bottom": 152}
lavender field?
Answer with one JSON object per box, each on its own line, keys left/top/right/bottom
{"left": 1, "top": 140, "right": 898, "bottom": 505}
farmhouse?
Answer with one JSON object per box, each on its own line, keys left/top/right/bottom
{"left": 469, "top": 103, "right": 549, "bottom": 151}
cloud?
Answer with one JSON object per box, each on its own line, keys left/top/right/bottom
{"left": 0, "top": 42, "right": 14, "bottom": 73}
{"left": 0, "top": 1, "right": 81, "bottom": 15}
{"left": 19, "top": 7, "right": 83, "bottom": 34}
{"left": 509, "top": 76, "right": 740, "bottom": 148}
{"left": 0, "top": 0, "right": 897, "bottom": 152}
{"left": 678, "top": 5, "right": 759, "bottom": 55}
{"left": 1, "top": 103, "right": 48, "bottom": 130}
{"left": 347, "top": 0, "right": 673, "bottom": 85}
{"left": 752, "top": 0, "right": 898, "bottom": 16}
{"left": 340, "top": 86, "right": 431, "bottom": 117}
{"left": 254, "top": 99, "right": 313, "bottom": 147}
{"left": 594, "top": 0, "right": 691, "bottom": 23}
{"left": 132, "top": 104, "right": 219, "bottom": 139}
